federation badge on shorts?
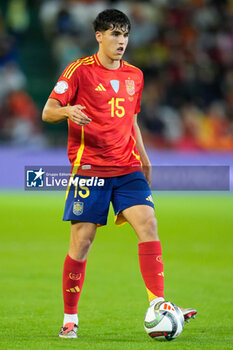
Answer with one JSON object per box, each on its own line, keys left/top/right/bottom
{"left": 125, "top": 80, "right": 135, "bottom": 96}
{"left": 73, "top": 201, "right": 84, "bottom": 216}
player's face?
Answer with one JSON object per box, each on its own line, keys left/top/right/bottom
{"left": 97, "top": 25, "right": 129, "bottom": 61}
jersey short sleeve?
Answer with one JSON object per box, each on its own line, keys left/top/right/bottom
{"left": 49, "top": 60, "right": 80, "bottom": 106}
{"left": 135, "top": 73, "right": 144, "bottom": 114}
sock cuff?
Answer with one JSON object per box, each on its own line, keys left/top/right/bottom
{"left": 138, "top": 240, "right": 162, "bottom": 255}
{"left": 65, "top": 254, "right": 87, "bottom": 271}
{"left": 63, "top": 313, "right": 79, "bottom": 326}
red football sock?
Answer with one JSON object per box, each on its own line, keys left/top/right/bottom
{"left": 138, "top": 241, "right": 164, "bottom": 302}
{"left": 62, "top": 254, "right": 86, "bottom": 314}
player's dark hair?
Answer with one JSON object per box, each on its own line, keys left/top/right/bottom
{"left": 93, "top": 9, "right": 131, "bottom": 33}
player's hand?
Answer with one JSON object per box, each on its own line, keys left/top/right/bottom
{"left": 66, "top": 105, "right": 92, "bottom": 126}
{"left": 142, "top": 163, "right": 152, "bottom": 187}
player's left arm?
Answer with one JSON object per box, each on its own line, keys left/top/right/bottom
{"left": 133, "top": 114, "right": 152, "bottom": 186}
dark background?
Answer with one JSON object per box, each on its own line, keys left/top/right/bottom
{"left": 0, "top": 0, "right": 233, "bottom": 150}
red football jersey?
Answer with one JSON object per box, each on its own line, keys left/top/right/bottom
{"left": 49, "top": 53, "right": 143, "bottom": 177}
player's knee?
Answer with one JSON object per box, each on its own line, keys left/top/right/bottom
{"left": 70, "top": 222, "right": 96, "bottom": 259}
{"left": 145, "top": 215, "right": 158, "bottom": 238}
{"left": 76, "top": 237, "right": 93, "bottom": 252}
{"left": 139, "top": 215, "right": 159, "bottom": 242}
{"left": 71, "top": 230, "right": 95, "bottom": 250}
{"left": 69, "top": 236, "right": 94, "bottom": 260}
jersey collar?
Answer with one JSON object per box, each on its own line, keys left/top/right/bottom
{"left": 94, "top": 53, "right": 123, "bottom": 70}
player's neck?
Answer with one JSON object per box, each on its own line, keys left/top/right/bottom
{"left": 97, "top": 52, "right": 121, "bottom": 70}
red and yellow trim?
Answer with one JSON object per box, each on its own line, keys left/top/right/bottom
{"left": 65, "top": 126, "right": 85, "bottom": 201}
{"left": 94, "top": 53, "right": 101, "bottom": 66}
{"left": 63, "top": 60, "right": 80, "bottom": 78}
{"left": 132, "top": 150, "right": 140, "bottom": 161}
{"left": 63, "top": 56, "right": 95, "bottom": 80}
{"left": 66, "top": 61, "right": 83, "bottom": 79}
{"left": 73, "top": 126, "right": 85, "bottom": 174}
{"left": 130, "top": 134, "right": 141, "bottom": 164}
{"left": 82, "top": 56, "right": 95, "bottom": 65}
{"left": 124, "top": 61, "right": 138, "bottom": 69}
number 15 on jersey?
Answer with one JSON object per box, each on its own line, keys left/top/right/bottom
{"left": 108, "top": 98, "right": 125, "bottom": 118}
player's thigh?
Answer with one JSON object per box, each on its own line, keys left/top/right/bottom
{"left": 122, "top": 205, "right": 158, "bottom": 242}
{"left": 112, "top": 171, "right": 158, "bottom": 241}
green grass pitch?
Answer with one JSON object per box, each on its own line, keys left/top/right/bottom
{"left": 0, "top": 192, "right": 233, "bottom": 349}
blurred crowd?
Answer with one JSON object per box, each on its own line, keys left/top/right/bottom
{"left": 1, "top": 0, "right": 233, "bottom": 150}
{"left": 0, "top": 0, "right": 46, "bottom": 147}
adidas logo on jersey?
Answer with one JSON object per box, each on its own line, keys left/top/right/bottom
{"left": 95, "top": 83, "right": 106, "bottom": 91}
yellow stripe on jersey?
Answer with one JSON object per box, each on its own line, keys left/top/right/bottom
{"left": 132, "top": 150, "right": 140, "bottom": 161}
{"left": 131, "top": 134, "right": 142, "bottom": 163}
{"left": 65, "top": 123, "right": 85, "bottom": 201}
{"left": 66, "top": 61, "right": 83, "bottom": 79}
{"left": 83, "top": 60, "right": 95, "bottom": 64}
{"left": 131, "top": 134, "right": 136, "bottom": 144}
{"left": 63, "top": 61, "right": 76, "bottom": 77}
{"left": 63, "top": 60, "right": 80, "bottom": 78}
{"left": 72, "top": 126, "right": 85, "bottom": 175}
{"left": 63, "top": 56, "right": 95, "bottom": 79}
{"left": 124, "top": 61, "right": 138, "bottom": 69}
{"left": 67, "top": 60, "right": 94, "bottom": 79}
{"left": 82, "top": 58, "right": 94, "bottom": 64}
{"left": 65, "top": 118, "right": 71, "bottom": 201}
{"left": 82, "top": 57, "right": 94, "bottom": 62}
{"left": 94, "top": 54, "right": 100, "bottom": 66}
{"left": 82, "top": 56, "right": 93, "bottom": 61}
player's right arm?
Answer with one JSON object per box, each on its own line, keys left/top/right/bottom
{"left": 42, "top": 60, "right": 92, "bottom": 126}
{"left": 42, "top": 98, "right": 91, "bottom": 126}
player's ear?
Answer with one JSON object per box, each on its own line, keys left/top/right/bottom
{"left": 95, "top": 31, "right": 103, "bottom": 44}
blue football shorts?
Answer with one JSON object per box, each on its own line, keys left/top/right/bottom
{"left": 63, "top": 171, "right": 154, "bottom": 226}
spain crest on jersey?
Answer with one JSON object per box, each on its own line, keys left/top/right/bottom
{"left": 73, "top": 201, "right": 84, "bottom": 216}
{"left": 125, "top": 80, "right": 135, "bottom": 96}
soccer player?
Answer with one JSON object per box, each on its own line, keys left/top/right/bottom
{"left": 42, "top": 9, "right": 197, "bottom": 339}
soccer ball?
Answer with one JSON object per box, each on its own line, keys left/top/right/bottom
{"left": 144, "top": 301, "right": 184, "bottom": 341}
